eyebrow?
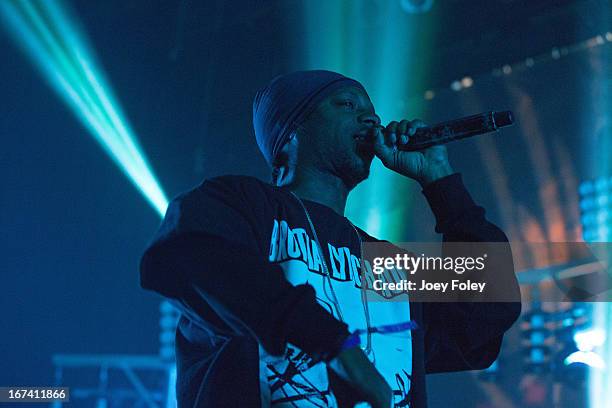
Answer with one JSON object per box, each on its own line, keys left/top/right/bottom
{"left": 335, "top": 90, "right": 375, "bottom": 111}
{"left": 335, "top": 90, "right": 361, "bottom": 98}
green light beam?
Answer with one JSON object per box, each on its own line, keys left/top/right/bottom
{"left": 294, "top": 0, "right": 432, "bottom": 241}
{"left": 1, "top": 0, "right": 168, "bottom": 217}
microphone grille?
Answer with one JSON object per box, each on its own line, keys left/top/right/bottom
{"left": 494, "top": 111, "right": 514, "bottom": 127}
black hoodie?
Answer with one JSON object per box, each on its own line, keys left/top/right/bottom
{"left": 139, "top": 173, "right": 521, "bottom": 407}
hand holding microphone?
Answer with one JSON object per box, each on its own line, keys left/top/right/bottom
{"left": 372, "top": 118, "right": 454, "bottom": 186}
{"left": 370, "top": 111, "right": 514, "bottom": 186}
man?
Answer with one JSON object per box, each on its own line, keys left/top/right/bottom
{"left": 140, "top": 70, "right": 520, "bottom": 407}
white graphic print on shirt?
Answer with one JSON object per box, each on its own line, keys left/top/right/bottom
{"left": 260, "top": 219, "right": 413, "bottom": 407}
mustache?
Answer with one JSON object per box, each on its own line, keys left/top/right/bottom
{"left": 354, "top": 126, "right": 381, "bottom": 141}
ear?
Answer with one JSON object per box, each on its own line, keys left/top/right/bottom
{"left": 271, "top": 132, "right": 298, "bottom": 186}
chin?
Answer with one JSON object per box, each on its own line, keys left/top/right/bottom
{"left": 342, "top": 157, "right": 372, "bottom": 189}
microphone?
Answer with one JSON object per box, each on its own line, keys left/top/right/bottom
{"left": 391, "top": 111, "right": 514, "bottom": 151}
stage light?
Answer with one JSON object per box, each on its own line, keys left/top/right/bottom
{"left": 595, "top": 178, "right": 610, "bottom": 191}
{"left": 586, "top": 36, "right": 605, "bottom": 47}
{"left": 597, "top": 210, "right": 609, "bottom": 223}
{"left": 564, "top": 351, "right": 605, "bottom": 369}
{"left": 450, "top": 80, "right": 462, "bottom": 91}
{"left": 551, "top": 48, "right": 561, "bottom": 59}
{"left": 580, "top": 177, "right": 612, "bottom": 241}
{"left": 521, "top": 305, "right": 553, "bottom": 373}
{"left": 574, "top": 328, "right": 606, "bottom": 352}
{"left": 0, "top": 0, "right": 168, "bottom": 217}
{"left": 460, "top": 76, "right": 473, "bottom": 88}
{"left": 159, "top": 300, "right": 180, "bottom": 360}
{"left": 597, "top": 195, "right": 609, "bottom": 206}
{"left": 502, "top": 65, "right": 512, "bottom": 74}
{"left": 579, "top": 177, "right": 612, "bottom": 406}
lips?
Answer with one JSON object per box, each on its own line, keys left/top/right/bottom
{"left": 353, "top": 130, "right": 376, "bottom": 160}
{"left": 353, "top": 128, "right": 374, "bottom": 143}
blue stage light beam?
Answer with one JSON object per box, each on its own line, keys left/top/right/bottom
{"left": 0, "top": 0, "right": 168, "bottom": 217}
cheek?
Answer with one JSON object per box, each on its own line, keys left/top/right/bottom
{"left": 333, "top": 121, "right": 354, "bottom": 143}
{"left": 304, "top": 116, "right": 355, "bottom": 156}
{"left": 303, "top": 130, "right": 337, "bottom": 159}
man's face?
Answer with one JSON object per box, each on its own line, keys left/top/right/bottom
{"left": 297, "top": 85, "right": 381, "bottom": 188}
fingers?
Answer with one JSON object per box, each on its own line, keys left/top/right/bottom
{"left": 411, "top": 119, "right": 427, "bottom": 130}
{"left": 384, "top": 118, "right": 428, "bottom": 148}
{"left": 385, "top": 121, "right": 399, "bottom": 146}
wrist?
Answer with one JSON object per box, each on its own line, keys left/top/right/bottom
{"left": 339, "top": 332, "right": 361, "bottom": 353}
{"left": 326, "top": 331, "right": 361, "bottom": 363}
{"left": 418, "top": 163, "right": 454, "bottom": 187}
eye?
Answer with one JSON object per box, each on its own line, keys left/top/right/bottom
{"left": 342, "top": 100, "right": 356, "bottom": 110}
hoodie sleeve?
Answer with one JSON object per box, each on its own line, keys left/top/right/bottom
{"left": 420, "top": 173, "right": 521, "bottom": 373}
{"left": 139, "top": 176, "right": 349, "bottom": 360}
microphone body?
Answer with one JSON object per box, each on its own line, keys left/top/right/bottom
{"left": 395, "top": 111, "right": 514, "bottom": 151}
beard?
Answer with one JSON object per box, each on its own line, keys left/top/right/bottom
{"left": 300, "top": 128, "right": 375, "bottom": 190}
{"left": 336, "top": 146, "right": 373, "bottom": 189}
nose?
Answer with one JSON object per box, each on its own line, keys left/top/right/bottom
{"left": 360, "top": 112, "right": 381, "bottom": 127}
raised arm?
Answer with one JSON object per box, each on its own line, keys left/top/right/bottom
{"left": 420, "top": 173, "right": 521, "bottom": 373}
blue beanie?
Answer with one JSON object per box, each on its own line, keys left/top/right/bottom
{"left": 252, "top": 70, "right": 365, "bottom": 166}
